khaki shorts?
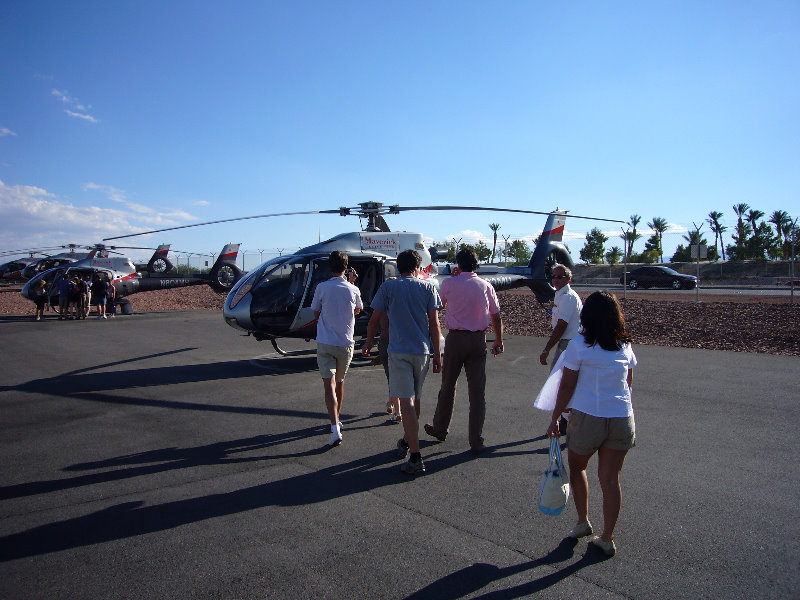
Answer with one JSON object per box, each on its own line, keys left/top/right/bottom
{"left": 388, "top": 353, "right": 430, "bottom": 399}
{"left": 566, "top": 409, "right": 636, "bottom": 456}
{"left": 317, "top": 342, "right": 354, "bottom": 381}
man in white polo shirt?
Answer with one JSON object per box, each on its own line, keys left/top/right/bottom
{"left": 540, "top": 263, "right": 582, "bottom": 431}
{"left": 311, "top": 251, "right": 363, "bottom": 446}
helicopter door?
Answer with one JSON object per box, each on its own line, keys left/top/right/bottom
{"left": 289, "top": 258, "right": 330, "bottom": 332}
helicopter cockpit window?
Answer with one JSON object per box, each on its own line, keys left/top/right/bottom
{"left": 250, "top": 259, "right": 311, "bottom": 328}
{"left": 259, "top": 261, "right": 310, "bottom": 300}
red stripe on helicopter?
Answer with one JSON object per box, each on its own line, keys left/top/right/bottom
{"left": 220, "top": 252, "right": 238, "bottom": 260}
{"left": 542, "top": 225, "right": 564, "bottom": 237}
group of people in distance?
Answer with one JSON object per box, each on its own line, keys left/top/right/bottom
{"left": 310, "top": 249, "right": 636, "bottom": 557}
{"left": 31, "top": 272, "right": 117, "bottom": 321}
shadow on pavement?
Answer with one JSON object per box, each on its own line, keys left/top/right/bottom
{"left": 0, "top": 414, "right": 379, "bottom": 501}
{"left": 0, "top": 426, "right": 551, "bottom": 562}
{"left": 404, "top": 538, "right": 610, "bottom": 599}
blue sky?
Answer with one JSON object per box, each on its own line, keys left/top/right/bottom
{"left": 2, "top": 1, "right": 799, "bottom": 268}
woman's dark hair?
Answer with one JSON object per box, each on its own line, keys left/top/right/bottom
{"left": 580, "top": 291, "right": 632, "bottom": 351}
{"left": 456, "top": 248, "right": 479, "bottom": 272}
{"left": 397, "top": 249, "right": 421, "bottom": 274}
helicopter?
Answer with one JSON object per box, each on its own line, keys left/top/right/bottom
{"left": 19, "top": 243, "right": 244, "bottom": 314}
{"left": 19, "top": 243, "right": 178, "bottom": 280}
{"left": 105, "top": 202, "right": 622, "bottom": 354}
{"left": 18, "top": 245, "right": 98, "bottom": 280}
{"left": 0, "top": 257, "right": 38, "bottom": 280}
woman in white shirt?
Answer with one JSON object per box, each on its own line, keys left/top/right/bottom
{"left": 547, "top": 291, "right": 636, "bottom": 557}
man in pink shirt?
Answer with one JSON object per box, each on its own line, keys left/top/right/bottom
{"left": 424, "top": 248, "right": 504, "bottom": 454}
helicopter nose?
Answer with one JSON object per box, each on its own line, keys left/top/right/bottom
{"left": 223, "top": 286, "right": 254, "bottom": 331}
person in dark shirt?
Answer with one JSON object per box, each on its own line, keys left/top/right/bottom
{"left": 56, "top": 273, "right": 73, "bottom": 320}
{"left": 91, "top": 275, "right": 109, "bottom": 319}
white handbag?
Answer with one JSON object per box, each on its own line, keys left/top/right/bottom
{"left": 538, "top": 437, "right": 570, "bottom": 516}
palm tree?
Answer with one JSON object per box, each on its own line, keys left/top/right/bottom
{"left": 732, "top": 203, "right": 749, "bottom": 229}
{"left": 647, "top": 217, "right": 669, "bottom": 262}
{"left": 626, "top": 214, "right": 642, "bottom": 260}
{"left": 489, "top": 223, "right": 501, "bottom": 263}
{"left": 769, "top": 210, "right": 790, "bottom": 246}
{"left": 707, "top": 211, "right": 724, "bottom": 261}
{"left": 732, "top": 203, "right": 750, "bottom": 255}
{"left": 781, "top": 220, "right": 796, "bottom": 259}
{"left": 605, "top": 246, "right": 623, "bottom": 265}
{"left": 746, "top": 209, "right": 764, "bottom": 233}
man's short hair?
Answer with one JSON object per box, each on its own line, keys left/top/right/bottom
{"left": 553, "top": 263, "right": 572, "bottom": 279}
{"left": 397, "top": 249, "right": 422, "bottom": 274}
{"left": 328, "top": 250, "right": 348, "bottom": 273}
{"left": 456, "top": 248, "right": 479, "bottom": 272}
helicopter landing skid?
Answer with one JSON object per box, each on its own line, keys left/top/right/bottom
{"left": 270, "top": 338, "right": 316, "bottom": 357}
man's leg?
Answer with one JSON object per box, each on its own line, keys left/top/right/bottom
{"left": 400, "top": 397, "right": 419, "bottom": 452}
{"left": 335, "top": 380, "right": 344, "bottom": 414}
{"left": 333, "top": 345, "right": 353, "bottom": 424}
{"left": 463, "top": 334, "right": 487, "bottom": 450}
{"left": 322, "top": 377, "right": 339, "bottom": 425}
{"left": 430, "top": 338, "right": 463, "bottom": 437}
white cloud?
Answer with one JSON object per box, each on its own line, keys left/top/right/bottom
{"left": 52, "top": 88, "right": 97, "bottom": 123}
{"left": 51, "top": 89, "right": 70, "bottom": 103}
{"left": 83, "top": 182, "right": 198, "bottom": 227}
{"left": 0, "top": 127, "right": 17, "bottom": 137}
{"left": 0, "top": 180, "right": 134, "bottom": 249}
{"left": 193, "top": 200, "right": 211, "bottom": 206}
{"left": 65, "top": 110, "right": 98, "bottom": 123}
{"left": 442, "top": 229, "right": 491, "bottom": 245}
{"left": 0, "top": 180, "right": 200, "bottom": 251}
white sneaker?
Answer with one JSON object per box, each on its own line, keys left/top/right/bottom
{"left": 329, "top": 430, "right": 342, "bottom": 447}
{"left": 102, "top": 315, "right": 107, "bottom": 319}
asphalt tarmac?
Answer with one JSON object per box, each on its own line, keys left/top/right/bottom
{"left": 1, "top": 311, "right": 798, "bottom": 599}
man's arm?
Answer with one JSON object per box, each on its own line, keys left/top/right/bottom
{"left": 361, "top": 309, "right": 382, "bottom": 356}
{"left": 490, "top": 312, "right": 504, "bottom": 356}
{"left": 428, "top": 308, "right": 442, "bottom": 373}
{"left": 540, "top": 319, "right": 568, "bottom": 365}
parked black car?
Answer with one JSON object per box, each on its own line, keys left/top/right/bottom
{"left": 620, "top": 266, "right": 698, "bottom": 290}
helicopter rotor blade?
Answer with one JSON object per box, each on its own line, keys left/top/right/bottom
{"left": 389, "top": 205, "right": 626, "bottom": 224}
{"left": 103, "top": 209, "right": 342, "bottom": 241}
{"left": 1, "top": 246, "right": 67, "bottom": 257}
{"left": 102, "top": 202, "right": 623, "bottom": 242}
